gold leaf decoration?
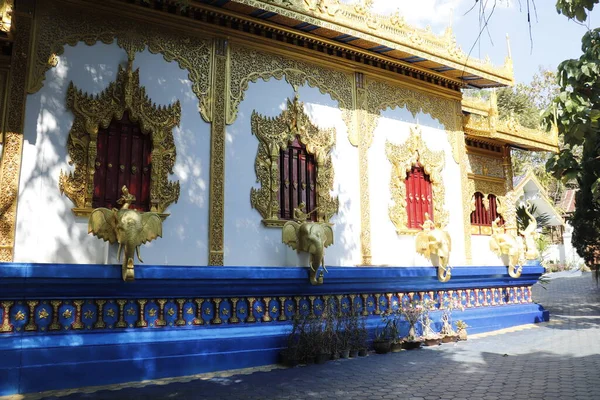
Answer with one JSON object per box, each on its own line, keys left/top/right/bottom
{"left": 386, "top": 126, "right": 448, "bottom": 235}
{"left": 250, "top": 93, "right": 338, "bottom": 226}
{"left": 59, "top": 56, "right": 181, "bottom": 215}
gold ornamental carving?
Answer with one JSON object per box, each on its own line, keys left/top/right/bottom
{"left": 59, "top": 55, "right": 181, "bottom": 215}
{"left": 365, "top": 78, "right": 463, "bottom": 164}
{"left": 241, "top": 0, "right": 513, "bottom": 84}
{"left": 28, "top": 1, "right": 212, "bottom": 104}
{"left": 386, "top": 126, "right": 448, "bottom": 235}
{"left": 88, "top": 186, "right": 163, "bottom": 281}
{"left": 250, "top": 93, "right": 338, "bottom": 226}
{"left": 415, "top": 213, "right": 452, "bottom": 282}
{"left": 228, "top": 44, "right": 354, "bottom": 126}
{"left": 0, "top": 0, "right": 12, "bottom": 33}
{"left": 0, "top": 1, "right": 34, "bottom": 262}
{"left": 282, "top": 205, "right": 334, "bottom": 285}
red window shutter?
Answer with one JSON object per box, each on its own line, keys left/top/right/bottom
{"left": 488, "top": 194, "right": 503, "bottom": 224}
{"left": 279, "top": 138, "right": 317, "bottom": 221}
{"left": 405, "top": 165, "right": 433, "bottom": 229}
{"left": 92, "top": 111, "right": 152, "bottom": 211}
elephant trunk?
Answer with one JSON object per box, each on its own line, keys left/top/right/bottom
{"left": 508, "top": 264, "right": 523, "bottom": 278}
{"left": 121, "top": 244, "right": 136, "bottom": 282}
{"left": 437, "top": 264, "right": 451, "bottom": 282}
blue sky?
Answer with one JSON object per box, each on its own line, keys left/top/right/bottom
{"left": 343, "top": 1, "right": 597, "bottom": 84}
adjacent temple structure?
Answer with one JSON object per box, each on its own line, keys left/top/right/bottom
{"left": 0, "top": 0, "right": 553, "bottom": 396}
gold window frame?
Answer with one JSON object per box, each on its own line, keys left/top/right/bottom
{"left": 250, "top": 93, "right": 338, "bottom": 227}
{"left": 59, "top": 55, "right": 181, "bottom": 216}
{"left": 386, "top": 126, "right": 448, "bottom": 235}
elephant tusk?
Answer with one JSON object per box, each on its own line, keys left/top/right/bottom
{"left": 117, "top": 243, "right": 122, "bottom": 262}
{"left": 136, "top": 246, "right": 144, "bottom": 263}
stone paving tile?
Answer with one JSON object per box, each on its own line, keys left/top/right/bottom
{"left": 4, "top": 273, "right": 599, "bottom": 400}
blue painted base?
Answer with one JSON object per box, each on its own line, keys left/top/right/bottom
{"left": 0, "top": 262, "right": 548, "bottom": 396}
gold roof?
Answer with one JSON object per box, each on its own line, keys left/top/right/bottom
{"left": 215, "top": 0, "right": 513, "bottom": 88}
{"left": 462, "top": 93, "right": 559, "bottom": 152}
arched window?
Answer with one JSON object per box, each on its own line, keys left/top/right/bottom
{"left": 279, "top": 137, "right": 317, "bottom": 221}
{"left": 405, "top": 164, "right": 433, "bottom": 229}
{"left": 92, "top": 111, "right": 152, "bottom": 211}
{"left": 471, "top": 192, "right": 502, "bottom": 231}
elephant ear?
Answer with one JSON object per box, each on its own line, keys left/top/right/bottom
{"left": 88, "top": 208, "right": 118, "bottom": 244}
{"left": 323, "top": 225, "right": 334, "bottom": 248}
{"left": 282, "top": 221, "right": 300, "bottom": 250}
{"left": 139, "top": 213, "right": 163, "bottom": 244}
{"left": 444, "top": 231, "right": 452, "bottom": 252}
{"left": 415, "top": 231, "right": 429, "bottom": 258}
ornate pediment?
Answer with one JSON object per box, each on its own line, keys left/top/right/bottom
{"left": 250, "top": 92, "right": 338, "bottom": 226}
{"left": 386, "top": 126, "right": 448, "bottom": 234}
{"left": 59, "top": 54, "right": 181, "bottom": 216}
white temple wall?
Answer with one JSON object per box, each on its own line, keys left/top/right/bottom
{"left": 471, "top": 235, "right": 504, "bottom": 266}
{"left": 223, "top": 80, "right": 361, "bottom": 267}
{"left": 13, "top": 42, "right": 211, "bottom": 266}
{"left": 369, "top": 108, "right": 465, "bottom": 266}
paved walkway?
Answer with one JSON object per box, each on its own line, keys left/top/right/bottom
{"left": 18, "top": 273, "right": 600, "bottom": 399}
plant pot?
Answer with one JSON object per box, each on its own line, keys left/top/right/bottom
{"left": 458, "top": 330, "right": 468, "bottom": 341}
{"left": 442, "top": 334, "right": 459, "bottom": 343}
{"left": 315, "top": 353, "right": 329, "bottom": 364}
{"left": 423, "top": 338, "right": 442, "bottom": 347}
{"left": 304, "top": 355, "right": 316, "bottom": 365}
{"left": 349, "top": 350, "right": 359, "bottom": 358}
{"left": 340, "top": 349, "right": 350, "bottom": 359}
{"left": 358, "top": 349, "right": 368, "bottom": 357}
{"left": 331, "top": 352, "right": 340, "bottom": 360}
{"left": 402, "top": 340, "right": 422, "bottom": 350}
{"left": 391, "top": 342, "right": 403, "bottom": 353}
{"left": 373, "top": 340, "right": 392, "bottom": 354}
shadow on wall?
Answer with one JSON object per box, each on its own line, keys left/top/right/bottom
{"left": 223, "top": 79, "right": 361, "bottom": 267}
{"left": 14, "top": 42, "right": 211, "bottom": 266}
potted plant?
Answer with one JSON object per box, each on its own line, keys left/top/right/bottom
{"left": 456, "top": 320, "right": 469, "bottom": 341}
{"left": 420, "top": 300, "right": 442, "bottom": 346}
{"left": 399, "top": 299, "right": 425, "bottom": 350}
{"left": 440, "top": 298, "right": 463, "bottom": 343}
{"left": 357, "top": 315, "right": 369, "bottom": 356}
{"left": 280, "top": 314, "right": 302, "bottom": 367}
{"left": 373, "top": 311, "right": 394, "bottom": 354}
{"left": 338, "top": 312, "right": 351, "bottom": 358}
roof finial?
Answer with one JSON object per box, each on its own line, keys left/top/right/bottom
{"left": 506, "top": 33, "right": 512, "bottom": 59}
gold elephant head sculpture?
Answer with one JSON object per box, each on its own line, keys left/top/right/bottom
{"left": 88, "top": 186, "right": 163, "bottom": 281}
{"left": 490, "top": 217, "right": 525, "bottom": 278}
{"left": 282, "top": 208, "right": 334, "bottom": 285}
{"left": 415, "top": 213, "right": 452, "bottom": 282}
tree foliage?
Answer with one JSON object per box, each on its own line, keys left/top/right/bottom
{"left": 542, "top": 0, "right": 600, "bottom": 267}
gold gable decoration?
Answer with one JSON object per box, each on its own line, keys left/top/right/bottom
{"left": 250, "top": 93, "right": 338, "bottom": 227}
{"left": 59, "top": 55, "right": 181, "bottom": 216}
{"left": 386, "top": 126, "right": 448, "bottom": 235}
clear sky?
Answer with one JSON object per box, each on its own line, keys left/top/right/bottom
{"left": 343, "top": 0, "right": 597, "bottom": 85}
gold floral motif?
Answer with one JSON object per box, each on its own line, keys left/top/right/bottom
{"left": 167, "top": 308, "right": 175, "bottom": 317}
{"left": 37, "top": 308, "right": 49, "bottom": 319}
{"left": 245, "top": 0, "right": 513, "bottom": 84}
{"left": 126, "top": 307, "right": 136, "bottom": 316}
{"left": 106, "top": 308, "right": 115, "bottom": 317}
{"left": 148, "top": 308, "right": 157, "bottom": 317}
{"left": 0, "top": 3, "right": 33, "bottom": 262}
{"left": 14, "top": 310, "right": 25, "bottom": 321}
{"left": 83, "top": 310, "right": 95, "bottom": 320}
{"left": 0, "top": 0, "right": 12, "bottom": 33}
{"left": 59, "top": 55, "right": 181, "bottom": 215}
{"left": 250, "top": 94, "right": 339, "bottom": 226}
{"left": 204, "top": 307, "right": 211, "bottom": 315}
{"left": 286, "top": 304, "right": 293, "bottom": 312}
{"left": 186, "top": 307, "right": 194, "bottom": 315}
{"left": 468, "top": 154, "right": 504, "bottom": 178}
{"left": 62, "top": 309, "right": 73, "bottom": 319}
{"left": 386, "top": 126, "right": 448, "bottom": 234}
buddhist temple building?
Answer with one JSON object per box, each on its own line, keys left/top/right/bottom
{"left": 0, "top": 0, "right": 554, "bottom": 395}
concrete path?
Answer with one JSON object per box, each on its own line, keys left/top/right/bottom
{"left": 18, "top": 273, "right": 600, "bottom": 399}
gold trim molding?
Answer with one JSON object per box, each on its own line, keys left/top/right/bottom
{"left": 59, "top": 55, "right": 181, "bottom": 214}
{"left": 250, "top": 94, "right": 338, "bottom": 226}
{"left": 235, "top": 0, "right": 513, "bottom": 85}
{"left": 0, "top": 3, "right": 34, "bottom": 262}
{"left": 386, "top": 126, "right": 448, "bottom": 235}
